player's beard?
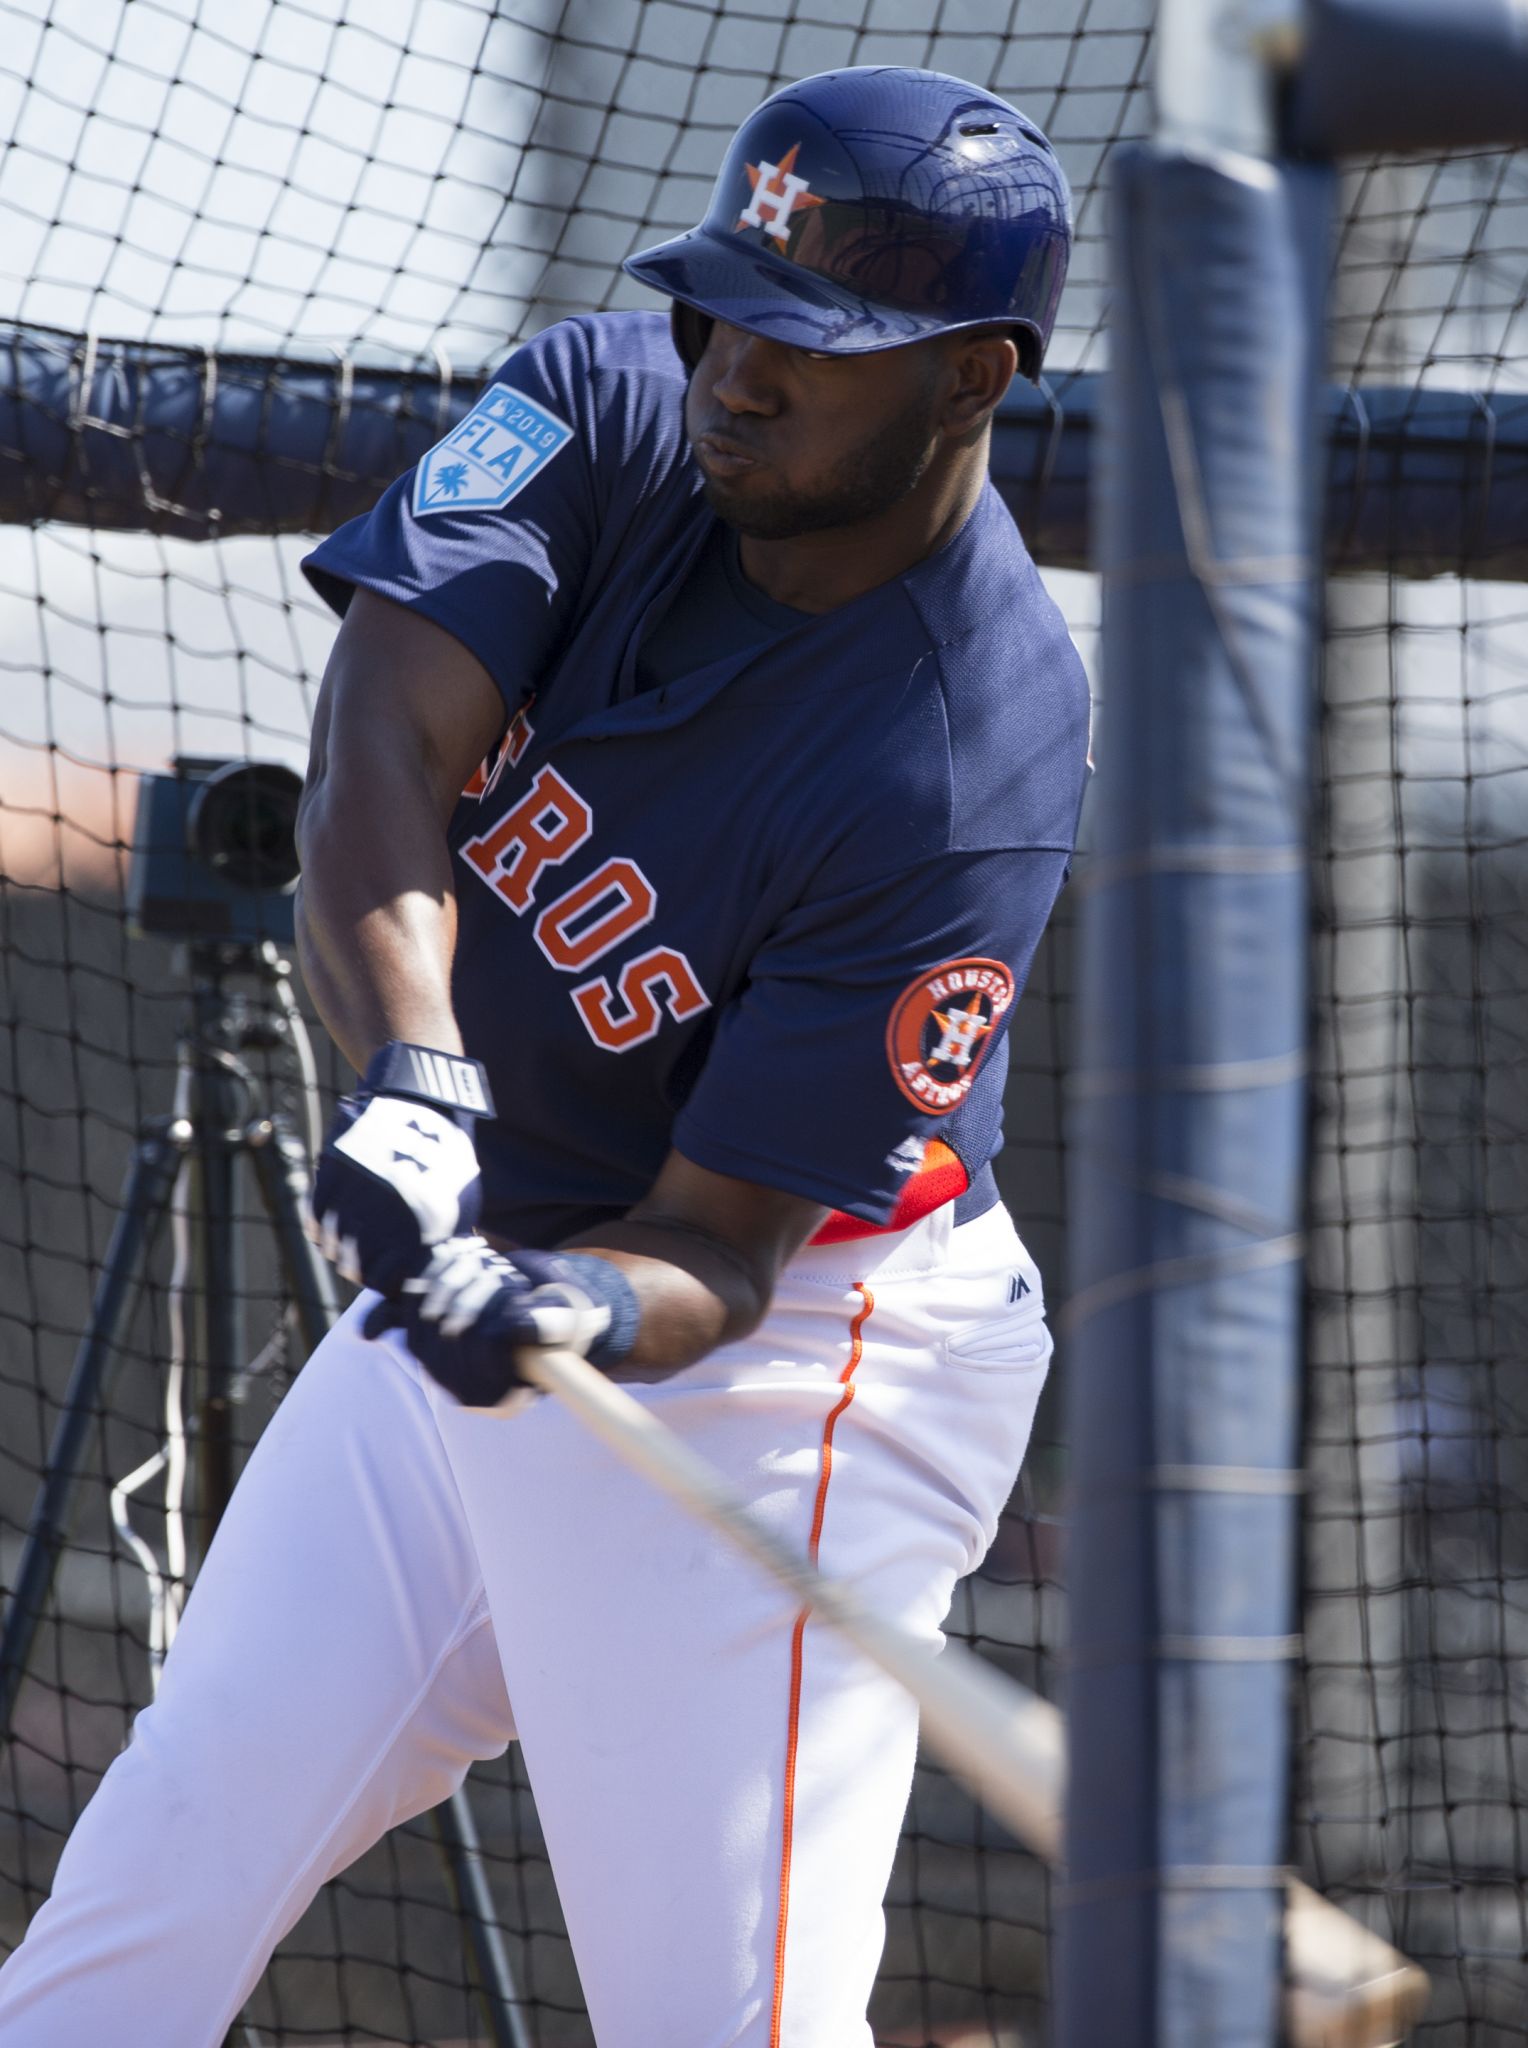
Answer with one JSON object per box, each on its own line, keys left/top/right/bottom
{"left": 699, "top": 384, "right": 942, "bottom": 540}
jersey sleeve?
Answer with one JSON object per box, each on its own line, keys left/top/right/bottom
{"left": 671, "top": 846, "right": 1071, "bottom": 1222}
{"left": 300, "top": 319, "right": 601, "bottom": 715}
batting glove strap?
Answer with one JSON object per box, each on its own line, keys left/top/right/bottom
{"left": 362, "top": 1041, "right": 495, "bottom": 1126}
{"left": 364, "top": 1242, "right": 641, "bottom": 1407}
{"left": 409, "top": 1242, "right": 640, "bottom": 1368}
{"left": 517, "top": 1250, "right": 641, "bottom": 1368}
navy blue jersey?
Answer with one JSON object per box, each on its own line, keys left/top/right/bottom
{"left": 303, "top": 312, "right": 1089, "bottom": 1247}
{"left": 634, "top": 523, "right": 809, "bottom": 695}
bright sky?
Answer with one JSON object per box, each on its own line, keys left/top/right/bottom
{"left": 0, "top": 0, "right": 556, "bottom": 356}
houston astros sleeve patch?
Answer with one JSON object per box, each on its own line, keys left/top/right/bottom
{"left": 886, "top": 957, "right": 1015, "bottom": 1112}
{"left": 412, "top": 383, "right": 574, "bottom": 517}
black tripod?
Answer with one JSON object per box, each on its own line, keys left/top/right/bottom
{"left": 0, "top": 942, "right": 529, "bottom": 2048}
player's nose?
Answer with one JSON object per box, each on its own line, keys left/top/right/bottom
{"left": 701, "top": 323, "right": 785, "bottom": 417}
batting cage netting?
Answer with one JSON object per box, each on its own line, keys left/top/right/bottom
{"left": 0, "top": 1, "right": 1523, "bottom": 2043}
{"left": 1302, "top": 151, "right": 1528, "bottom": 2043}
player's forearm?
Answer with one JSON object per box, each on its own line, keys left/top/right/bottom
{"left": 548, "top": 1220, "right": 757, "bottom": 1368}
{"left": 295, "top": 797, "right": 463, "bottom": 1074}
{"left": 557, "top": 1218, "right": 774, "bottom": 1374}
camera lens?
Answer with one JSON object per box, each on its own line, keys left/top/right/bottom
{"left": 188, "top": 761, "right": 303, "bottom": 892}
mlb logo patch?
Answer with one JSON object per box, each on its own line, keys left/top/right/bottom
{"left": 412, "top": 383, "right": 573, "bottom": 518}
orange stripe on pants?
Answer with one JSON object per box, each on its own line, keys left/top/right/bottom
{"left": 770, "top": 1281, "right": 874, "bottom": 2048}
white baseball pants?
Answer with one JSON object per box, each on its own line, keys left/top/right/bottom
{"left": 0, "top": 1200, "right": 1050, "bottom": 2048}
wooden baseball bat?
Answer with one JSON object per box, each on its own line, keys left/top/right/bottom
{"left": 515, "top": 1345, "right": 1429, "bottom": 2048}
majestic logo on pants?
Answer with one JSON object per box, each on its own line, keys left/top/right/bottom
{"left": 885, "top": 957, "right": 1014, "bottom": 1112}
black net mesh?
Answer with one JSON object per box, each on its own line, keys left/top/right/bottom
{"left": 1299, "top": 151, "right": 1528, "bottom": 2046}
{"left": 1, "top": 2, "right": 1525, "bottom": 2044}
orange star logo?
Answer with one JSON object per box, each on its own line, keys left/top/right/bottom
{"left": 736, "top": 142, "right": 825, "bottom": 247}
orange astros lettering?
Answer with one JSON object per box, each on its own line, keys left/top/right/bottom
{"left": 460, "top": 766, "right": 711, "bottom": 1052}
{"left": 535, "top": 857, "right": 656, "bottom": 972}
{"left": 573, "top": 946, "right": 710, "bottom": 1052}
{"left": 459, "top": 764, "right": 591, "bottom": 912}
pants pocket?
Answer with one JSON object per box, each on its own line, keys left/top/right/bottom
{"left": 943, "top": 1308, "right": 1053, "bottom": 1375}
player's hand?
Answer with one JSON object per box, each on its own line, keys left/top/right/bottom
{"left": 307, "top": 1042, "right": 495, "bottom": 1295}
{"left": 364, "top": 1237, "right": 640, "bottom": 1407}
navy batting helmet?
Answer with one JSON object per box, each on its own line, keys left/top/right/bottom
{"left": 622, "top": 67, "right": 1071, "bottom": 382}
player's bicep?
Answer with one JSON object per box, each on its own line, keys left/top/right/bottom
{"left": 633, "top": 1150, "right": 829, "bottom": 1274}
{"left": 559, "top": 1151, "right": 827, "bottom": 1361}
{"left": 567, "top": 1148, "right": 826, "bottom": 1294}
{"left": 301, "top": 588, "right": 506, "bottom": 837}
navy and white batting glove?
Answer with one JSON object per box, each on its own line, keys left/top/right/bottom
{"left": 364, "top": 1237, "right": 641, "bottom": 1408}
{"left": 307, "top": 1042, "right": 495, "bottom": 1295}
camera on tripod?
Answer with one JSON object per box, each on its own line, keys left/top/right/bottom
{"left": 2, "top": 749, "right": 527, "bottom": 2023}
{"left": 126, "top": 755, "right": 304, "bottom": 946}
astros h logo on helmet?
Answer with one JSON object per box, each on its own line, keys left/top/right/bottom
{"left": 735, "top": 142, "right": 824, "bottom": 248}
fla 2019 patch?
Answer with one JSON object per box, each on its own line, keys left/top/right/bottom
{"left": 413, "top": 384, "right": 573, "bottom": 517}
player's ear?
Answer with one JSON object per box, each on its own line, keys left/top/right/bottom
{"left": 671, "top": 303, "right": 714, "bottom": 374}
{"left": 939, "top": 329, "right": 1019, "bottom": 440}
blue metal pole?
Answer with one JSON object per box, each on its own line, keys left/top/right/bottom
{"left": 1057, "top": 145, "right": 1332, "bottom": 2047}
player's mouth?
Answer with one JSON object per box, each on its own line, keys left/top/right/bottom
{"left": 693, "top": 431, "right": 762, "bottom": 479}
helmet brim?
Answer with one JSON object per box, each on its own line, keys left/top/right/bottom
{"left": 624, "top": 225, "right": 1013, "bottom": 359}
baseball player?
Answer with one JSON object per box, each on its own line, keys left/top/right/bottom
{"left": 0, "top": 66, "right": 1087, "bottom": 2046}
